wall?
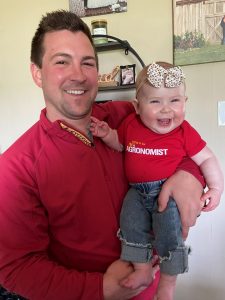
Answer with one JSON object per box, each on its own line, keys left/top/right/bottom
{"left": 0, "top": 1, "right": 225, "bottom": 299}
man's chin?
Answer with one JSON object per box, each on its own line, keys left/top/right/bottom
{"left": 67, "top": 108, "right": 92, "bottom": 121}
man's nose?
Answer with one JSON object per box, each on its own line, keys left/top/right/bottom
{"left": 69, "top": 64, "right": 87, "bottom": 82}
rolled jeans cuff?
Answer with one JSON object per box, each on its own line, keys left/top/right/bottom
{"left": 120, "top": 242, "right": 153, "bottom": 263}
{"left": 160, "top": 246, "right": 190, "bottom": 275}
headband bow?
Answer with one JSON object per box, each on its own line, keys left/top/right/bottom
{"left": 146, "top": 63, "right": 185, "bottom": 88}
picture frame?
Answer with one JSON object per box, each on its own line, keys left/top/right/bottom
{"left": 120, "top": 64, "right": 136, "bottom": 86}
{"left": 69, "top": 0, "right": 127, "bottom": 17}
{"left": 173, "top": 0, "right": 225, "bottom": 66}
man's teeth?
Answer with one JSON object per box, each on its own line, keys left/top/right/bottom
{"left": 66, "top": 90, "right": 84, "bottom": 95}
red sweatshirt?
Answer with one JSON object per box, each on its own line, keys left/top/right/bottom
{"left": 0, "top": 101, "right": 203, "bottom": 300}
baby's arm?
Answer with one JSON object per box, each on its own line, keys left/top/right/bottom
{"left": 191, "top": 146, "right": 224, "bottom": 211}
{"left": 90, "top": 116, "right": 123, "bottom": 151}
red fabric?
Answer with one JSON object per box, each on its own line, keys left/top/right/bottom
{"left": 0, "top": 101, "right": 203, "bottom": 300}
{"left": 0, "top": 101, "right": 156, "bottom": 300}
{"left": 176, "top": 156, "right": 205, "bottom": 187}
{"left": 118, "top": 113, "right": 206, "bottom": 183}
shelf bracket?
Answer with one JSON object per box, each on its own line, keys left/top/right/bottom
{"left": 92, "top": 34, "right": 146, "bottom": 68}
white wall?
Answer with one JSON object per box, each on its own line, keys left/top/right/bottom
{"left": 0, "top": 1, "right": 224, "bottom": 299}
{"left": 175, "top": 63, "right": 225, "bottom": 300}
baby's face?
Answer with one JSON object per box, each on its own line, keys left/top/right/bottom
{"left": 135, "top": 83, "right": 187, "bottom": 134}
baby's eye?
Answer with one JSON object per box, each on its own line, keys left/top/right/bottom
{"left": 171, "top": 98, "right": 180, "bottom": 102}
{"left": 149, "top": 99, "right": 159, "bottom": 104}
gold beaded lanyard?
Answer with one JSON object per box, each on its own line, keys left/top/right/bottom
{"left": 59, "top": 122, "right": 93, "bottom": 147}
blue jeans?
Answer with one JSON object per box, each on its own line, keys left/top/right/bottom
{"left": 118, "top": 180, "right": 190, "bottom": 275}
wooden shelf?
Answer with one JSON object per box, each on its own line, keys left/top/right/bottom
{"left": 94, "top": 40, "right": 130, "bottom": 52}
{"left": 93, "top": 34, "right": 144, "bottom": 97}
{"left": 98, "top": 84, "right": 135, "bottom": 91}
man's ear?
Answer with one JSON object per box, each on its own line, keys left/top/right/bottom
{"left": 30, "top": 63, "right": 42, "bottom": 88}
{"left": 132, "top": 99, "right": 139, "bottom": 114}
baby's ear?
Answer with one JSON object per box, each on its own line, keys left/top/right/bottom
{"left": 132, "top": 99, "right": 139, "bottom": 114}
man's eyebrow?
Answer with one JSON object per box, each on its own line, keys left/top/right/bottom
{"left": 50, "top": 53, "right": 71, "bottom": 60}
{"left": 50, "top": 53, "right": 96, "bottom": 61}
{"left": 82, "top": 55, "right": 96, "bottom": 61}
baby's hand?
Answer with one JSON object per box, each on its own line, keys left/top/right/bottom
{"left": 90, "top": 116, "right": 110, "bottom": 138}
{"left": 200, "top": 188, "right": 221, "bottom": 211}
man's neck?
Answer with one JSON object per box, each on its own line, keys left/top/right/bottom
{"left": 46, "top": 110, "right": 92, "bottom": 137}
{"left": 66, "top": 117, "right": 91, "bottom": 137}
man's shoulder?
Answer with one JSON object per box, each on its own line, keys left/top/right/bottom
{"left": 92, "top": 100, "right": 134, "bottom": 128}
{"left": 93, "top": 100, "right": 133, "bottom": 114}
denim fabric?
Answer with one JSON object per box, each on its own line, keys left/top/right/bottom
{"left": 118, "top": 180, "right": 189, "bottom": 275}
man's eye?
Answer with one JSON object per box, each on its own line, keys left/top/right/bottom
{"left": 83, "top": 62, "right": 96, "bottom": 67}
{"left": 56, "top": 60, "right": 66, "bottom": 65}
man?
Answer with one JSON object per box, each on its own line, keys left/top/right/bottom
{"left": 0, "top": 10, "right": 204, "bottom": 300}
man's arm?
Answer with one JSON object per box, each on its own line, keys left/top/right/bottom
{"left": 0, "top": 162, "right": 141, "bottom": 300}
{"left": 158, "top": 158, "right": 205, "bottom": 239}
{"left": 92, "top": 101, "right": 133, "bottom": 129}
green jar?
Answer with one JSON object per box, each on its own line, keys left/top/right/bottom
{"left": 91, "top": 19, "right": 108, "bottom": 44}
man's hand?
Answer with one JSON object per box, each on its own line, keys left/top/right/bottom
{"left": 158, "top": 170, "right": 204, "bottom": 239}
{"left": 103, "top": 257, "right": 159, "bottom": 300}
{"left": 103, "top": 260, "right": 144, "bottom": 300}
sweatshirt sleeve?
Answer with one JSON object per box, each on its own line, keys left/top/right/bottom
{"left": 92, "top": 100, "right": 134, "bottom": 128}
{"left": 177, "top": 121, "right": 206, "bottom": 187}
{"left": 176, "top": 156, "right": 206, "bottom": 187}
{"left": 0, "top": 154, "right": 104, "bottom": 300}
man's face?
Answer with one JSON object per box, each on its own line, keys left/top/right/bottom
{"left": 31, "top": 30, "right": 98, "bottom": 124}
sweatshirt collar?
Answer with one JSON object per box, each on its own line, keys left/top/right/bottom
{"left": 40, "top": 108, "right": 94, "bottom": 147}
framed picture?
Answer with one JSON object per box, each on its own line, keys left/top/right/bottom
{"left": 173, "top": 0, "right": 225, "bottom": 66}
{"left": 120, "top": 64, "right": 136, "bottom": 86}
{"left": 69, "top": 0, "right": 127, "bottom": 17}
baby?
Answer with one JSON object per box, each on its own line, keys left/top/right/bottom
{"left": 90, "top": 62, "right": 224, "bottom": 300}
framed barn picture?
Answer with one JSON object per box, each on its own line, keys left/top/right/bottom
{"left": 173, "top": 0, "right": 225, "bottom": 65}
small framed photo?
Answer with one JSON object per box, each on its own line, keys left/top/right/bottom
{"left": 120, "top": 64, "right": 136, "bottom": 86}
